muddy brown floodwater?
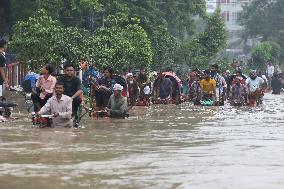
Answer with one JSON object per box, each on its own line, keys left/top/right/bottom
{"left": 0, "top": 93, "right": 284, "bottom": 189}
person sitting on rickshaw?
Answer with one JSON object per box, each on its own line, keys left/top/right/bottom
{"left": 31, "top": 64, "right": 56, "bottom": 112}
{"left": 93, "top": 67, "right": 116, "bottom": 110}
{"left": 246, "top": 70, "right": 265, "bottom": 106}
{"left": 80, "top": 59, "right": 101, "bottom": 89}
{"left": 107, "top": 83, "right": 128, "bottom": 118}
{"left": 136, "top": 68, "right": 150, "bottom": 97}
{"left": 126, "top": 73, "right": 139, "bottom": 106}
{"left": 200, "top": 70, "right": 216, "bottom": 103}
{"left": 153, "top": 73, "right": 173, "bottom": 102}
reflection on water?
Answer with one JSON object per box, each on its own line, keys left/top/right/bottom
{"left": 1, "top": 94, "right": 284, "bottom": 189}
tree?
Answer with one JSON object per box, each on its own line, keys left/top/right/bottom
{"left": 11, "top": 9, "right": 91, "bottom": 70}
{"left": 241, "top": 0, "right": 284, "bottom": 40}
{"left": 180, "top": 8, "right": 227, "bottom": 69}
{"left": 251, "top": 41, "right": 280, "bottom": 71}
{"left": 11, "top": 9, "right": 62, "bottom": 70}
{"left": 90, "top": 13, "right": 153, "bottom": 72}
{"left": 11, "top": 9, "right": 152, "bottom": 72}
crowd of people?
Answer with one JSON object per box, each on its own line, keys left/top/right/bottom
{"left": 1, "top": 39, "right": 284, "bottom": 127}
{"left": 21, "top": 59, "right": 284, "bottom": 128}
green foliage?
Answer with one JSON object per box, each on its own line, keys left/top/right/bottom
{"left": 151, "top": 27, "right": 178, "bottom": 71}
{"left": 11, "top": 9, "right": 62, "bottom": 70}
{"left": 90, "top": 13, "right": 152, "bottom": 72}
{"left": 7, "top": 0, "right": 228, "bottom": 73}
{"left": 240, "top": 0, "right": 284, "bottom": 40}
{"left": 251, "top": 41, "right": 280, "bottom": 71}
{"left": 179, "top": 8, "right": 227, "bottom": 69}
{"left": 11, "top": 9, "right": 152, "bottom": 73}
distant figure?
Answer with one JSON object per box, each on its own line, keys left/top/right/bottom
{"left": 94, "top": 67, "right": 116, "bottom": 110}
{"left": 275, "top": 64, "right": 281, "bottom": 74}
{"left": 0, "top": 39, "right": 9, "bottom": 97}
{"left": 126, "top": 73, "right": 139, "bottom": 106}
{"left": 266, "top": 62, "right": 274, "bottom": 90}
{"left": 23, "top": 71, "right": 40, "bottom": 89}
{"left": 136, "top": 68, "right": 148, "bottom": 89}
{"left": 155, "top": 73, "right": 173, "bottom": 100}
{"left": 271, "top": 73, "right": 281, "bottom": 95}
{"left": 80, "top": 59, "right": 101, "bottom": 88}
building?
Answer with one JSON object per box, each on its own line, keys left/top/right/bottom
{"left": 206, "top": 0, "right": 252, "bottom": 55}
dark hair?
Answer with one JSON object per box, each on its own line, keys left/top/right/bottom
{"left": 0, "top": 39, "right": 8, "bottom": 48}
{"left": 166, "top": 67, "right": 173, "bottom": 72}
{"left": 204, "top": 70, "right": 210, "bottom": 75}
{"left": 236, "top": 70, "right": 242, "bottom": 75}
{"left": 55, "top": 81, "right": 65, "bottom": 87}
{"left": 45, "top": 64, "right": 54, "bottom": 74}
{"left": 64, "top": 64, "right": 75, "bottom": 70}
{"left": 211, "top": 64, "right": 219, "bottom": 70}
{"left": 103, "top": 67, "right": 113, "bottom": 75}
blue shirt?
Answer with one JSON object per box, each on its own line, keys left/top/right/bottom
{"left": 23, "top": 72, "right": 40, "bottom": 88}
{"left": 82, "top": 67, "right": 102, "bottom": 87}
{"left": 159, "top": 78, "right": 172, "bottom": 99}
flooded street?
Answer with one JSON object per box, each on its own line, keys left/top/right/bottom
{"left": 1, "top": 93, "right": 284, "bottom": 189}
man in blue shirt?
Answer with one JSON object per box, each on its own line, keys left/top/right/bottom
{"left": 156, "top": 73, "right": 173, "bottom": 99}
{"left": 80, "top": 59, "right": 101, "bottom": 88}
{"left": 23, "top": 71, "right": 40, "bottom": 88}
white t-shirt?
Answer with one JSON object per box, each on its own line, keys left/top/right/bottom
{"left": 266, "top": 65, "right": 274, "bottom": 78}
{"left": 246, "top": 77, "right": 264, "bottom": 92}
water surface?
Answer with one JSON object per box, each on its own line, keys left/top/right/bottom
{"left": 1, "top": 94, "right": 284, "bottom": 189}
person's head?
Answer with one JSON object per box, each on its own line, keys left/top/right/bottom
{"left": 268, "top": 61, "right": 272, "bottom": 66}
{"left": 225, "top": 70, "right": 230, "bottom": 76}
{"left": 249, "top": 70, "right": 257, "bottom": 80}
{"left": 235, "top": 70, "right": 242, "bottom": 77}
{"left": 54, "top": 81, "right": 65, "bottom": 96}
{"left": 152, "top": 71, "right": 158, "bottom": 78}
{"left": 41, "top": 64, "right": 54, "bottom": 75}
{"left": 273, "top": 72, "right": 278, "bottom": 78}
{"left": 122, "top": 68, "right": 128, "bottom": 75}
{"left": 158, "top": 72, "right": 165, "bottom": 80}
{"left": 189, "top": 72, "right": 197, "bottom": 80}
{"left": 103, "top": 67, "right": 113, "bottom": 78}
{"left": 235, "top": 77, "right": 242, "bottom": 85}
{"left": 113, "top": 83, "right": 123, "bottom": 97}
{"left": 0, "top": 39, "right": 8, "bottom": 52}
{"left": 211, "top": 64, "right": 219, "bottom": 72}
{"left": 204, "top": 70, "right": 210, "bottom": 80}
{"left": 166, "top": 67, "right": 173, "bottom": 73}
{"left": 64, "top": 64, "right": 76, "bottom": 77}
{"left": 80, "top": 59, "right": 88, "bottom": 70}
{"left": 126, "top": 73, "right": 134, "bottom": 84}
{"left": 139, "top": 68, "right": 146, "bottom": 75}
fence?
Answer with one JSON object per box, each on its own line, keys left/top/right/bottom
{"left": 6, "top": 62, "right": 26, "bottom": 87}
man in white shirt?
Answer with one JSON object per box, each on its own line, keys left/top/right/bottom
{"left": 246, "top": 70, "right": 265, "bottom": 105}
{"left": 37, "top": 82, "right": 73, "bottom": 127}
{"left": 266, "top": 62, "right": 274, "bottom": 90}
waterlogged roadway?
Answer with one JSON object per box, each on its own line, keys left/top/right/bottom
{"left": 0, "top": 94, "right": 284, "bottom": 189}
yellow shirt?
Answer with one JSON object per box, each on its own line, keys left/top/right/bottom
{"left": 200, "top": 79, "right": 216, "bottom": 94}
